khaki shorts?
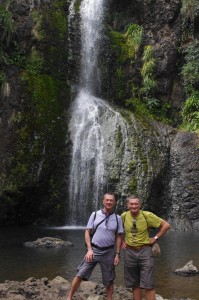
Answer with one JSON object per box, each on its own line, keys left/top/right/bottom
{"left": 76, "top": 248, "right": 115, "bottom": 287}
{"left": 124, "top": 246, "right": 154, "bottom": 289}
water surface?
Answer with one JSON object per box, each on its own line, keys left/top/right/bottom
{"left": 0, "top": 226, "right": 198, "bottom": 299}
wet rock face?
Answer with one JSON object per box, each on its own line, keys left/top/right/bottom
{"left": 168, "top": 132, "right": 199, "bottom": 230}
{"left": 0, "top": 0, "right": 198, "bottom": 231}
{"left": 99, "top": 109, "right": 171, "bottom": 216}
{"left": 109, "top": 0, "right": 183, "bottom": 104}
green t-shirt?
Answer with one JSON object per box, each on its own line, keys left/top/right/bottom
{"left": 121, "top": 210, "right": 162, "bottom": 246}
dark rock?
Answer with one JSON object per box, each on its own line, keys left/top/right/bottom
{"left": 0, "top": 277, "right": 173, "bottom": 300}
{"left": 23, "top": 237, "right": 73, "bottom": 248}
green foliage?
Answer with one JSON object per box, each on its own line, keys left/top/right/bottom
{"left": 74, "top": 0, "right": 81, "bottom": 13}
{"left": 125, "top": 97, "right": 153, "bottom": 119}
{"left": 181, "top": 40, "right": 199, "bottom": 131}
{"left": 182, "top": 91, "right": 199, "bottom": 130}
{"left": 45, "top": 2, "right": 67, "bottom": 40}
{"left": 181, "top": 40, "right": 199, "bottom": 94}
{"left": 181, "top": 0, "right": 197, "bottom": 23}
{"left": 125, "top": 23, "right": 143, "bottom": 60}
{"left": 129, "top": 176, "right": 137, "bottom": 194}
{"left": 8, "top": 47, "right": 26, "bottom": 67}
{"left": 22, "top": 73, "right": 62, "bottom": 128}
{"left": 109, "top": 29, "right": 127, "bottom": 63}
{"left": 26, "top": 48, "right": 44, "bottom": 75}
{"left": 0, "top": 71, "right": 5, "bottom": 85}
{"left": 128, "top": 160, "right": 136, "bottom": 172}
{"left": 116, "top": 125, "right": 123, "bottom": 147}
{"left": 109, "top": 23, "right": 142, "bottom": 102}
{"left": 31, "top": 10, "right": 44, "bottom": 40}
{"left": 9, "top": 111, "right": 22, "bottom": 124}
{"left": 110, "top": 23, "right": 142, "bottom": 64}
{"left": 140, "top": 45, "right": 157, "bottom": 98}
{"left": 0, "top": 0, "right": 16, "bottom": 47}
{"left": 180, "top": 0, "right": 199, "bottom": 41}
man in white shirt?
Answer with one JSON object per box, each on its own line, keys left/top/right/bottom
{"left": 66, "top": 192, "right": 123, "bottom": 300}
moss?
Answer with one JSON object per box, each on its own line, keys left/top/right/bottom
{"left": 51, "top": 0, "right": 68, "bottom": 38}
{"left": 141, "top": 157, "right": 148, "bottom": 174}
{"left": 74, "top": 0, "right": 81, "bottom": 14}
{"left": 0, "top": 1, "right": 16, "bottom": 48}
{"left": 108, "top": 24, "right": 143, "bottom": 103}
{"left": 129, "top": 176, "right": 137, "bottom": 194}
{"left": 128, "top": 160, "right": 136, "bottom": 173}
{"left": 26, "top": 48, "right": 44, "bottom": 75}
{"left": 116, "top": 125, "right": 123, "bottom": 147}
{"left": 0, "top": 71, "right": 5, "bottom": 85}
{"left": 31, "top": 10, "right": 44, "bottom": 40}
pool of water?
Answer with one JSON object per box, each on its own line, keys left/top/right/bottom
{"left": 0, "top": 226, "right": 198, "bottom": 299}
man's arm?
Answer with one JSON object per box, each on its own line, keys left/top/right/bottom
{"left": 114, "top": 233, "right": 122, "bottom": 265}
{"left": 149, "top": 219, "right": 171, "bottom": 245}
{"left": 84, "top": 229, "right": 94, "bottom": 262}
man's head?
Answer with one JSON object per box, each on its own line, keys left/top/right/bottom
{"left": 103, "top": 192, "right": 116, "bottom": 213}
{"left": 127, "top": 195, "right": 142, "bottom": 216}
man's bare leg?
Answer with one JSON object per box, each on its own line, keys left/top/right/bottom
{"left": 133, "top": 287, "right": 142, "bottom": 300}
{"left": 106, "top": 284, "right": 113, "bottom": 300}
{"left": 66, "top": 276, "right": 82, "bottom": 300}
{"left": 146, "top": 288, "right": 156, "bottom": 300}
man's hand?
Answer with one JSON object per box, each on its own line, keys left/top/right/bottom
{"left": 149, "top": 237, "right": 156, "bottom": 245}
{"left": 84, "top": 249, "right": 94, "bottom": 262}
{"left": 122, "top": 240, "right": 127, "bottom": 249}
{"left": 114, "top": 253, "right": 120, "bottom": 266}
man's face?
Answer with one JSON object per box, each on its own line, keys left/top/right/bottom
{"left": 103, "top": 194, "right": 115, "bottom": 211}
{"left": 127, "top": 198, "right": 141, "bottom": 215}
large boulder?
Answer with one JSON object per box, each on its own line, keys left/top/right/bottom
{"left": 174, "top": 260, "right": 199, "bottom": 277}
{"left": 24, "top": 237, "right": 73, "bottom": 248}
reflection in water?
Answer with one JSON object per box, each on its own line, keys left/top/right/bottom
{"left": 0, "top": 227, "right": 199, "bottom": 299}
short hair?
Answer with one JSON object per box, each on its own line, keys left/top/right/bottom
{"left": 103, "top": 192, "right": 116, "bottom": 199}
{"left": 127, "top": 195, "right": 142, "bottom": 204}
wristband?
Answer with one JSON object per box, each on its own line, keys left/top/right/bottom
{"left": 115, "top": 252, "right": 120, "bottom": 256}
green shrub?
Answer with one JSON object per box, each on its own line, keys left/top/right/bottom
{"left": 140, "top": 45, "right": 157, "bottom": 98}
{"left": 0, "top": 0, "right": 16, "bottom": 47}
{"left": 181, "top": 40, "right": 199, "bottom": 94}
{"left": 181, "top": 0, "right": 197, "bottom": 23}
{"left": 125, "top": 23, "right": 143, "bottom": 60}
{"left": 181, "top": 40, "right": 199, "bottom": 131}
{"left": 182, "top": 91, "right": 199, "bottom": 130}
{"left": 26, "top": 48, "right": 44, "bottom": 75}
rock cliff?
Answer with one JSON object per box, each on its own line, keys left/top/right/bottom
{"left": 0, "top": 0, "right": 198, "bottom": 229}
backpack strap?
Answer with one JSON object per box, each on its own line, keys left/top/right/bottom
{"left": 122, "top": 211, "right": 127, "bottom": 227}
{"left": 91, "top": 213, "right": 109, "bottom": 240}
{"left": 142, "top": 211, "right": 150, "bottom": 234}
{"left": 115, "top": 213, "right": 119, "bottom": 234}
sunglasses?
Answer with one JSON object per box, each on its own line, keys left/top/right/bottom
{"left": 132, "top": 218, "right": 137, "bottom": 236}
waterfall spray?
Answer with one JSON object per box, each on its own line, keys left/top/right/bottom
{"left": 68, "top": 0, "right": 106, "bottom": 225}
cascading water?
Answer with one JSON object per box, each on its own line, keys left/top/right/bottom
{"left": 68, "top": 0, "right": 107, "bottom": 225}
{"left": 68, "top": 0, "right": 131, "bottom": 225}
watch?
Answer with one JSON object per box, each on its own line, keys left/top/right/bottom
{"left": 154, "top": 235, "right": 158, "bottom": 240}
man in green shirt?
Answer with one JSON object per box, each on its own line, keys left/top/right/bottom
{"left": 121, "top": 195, "right": 170, "bottom": 300}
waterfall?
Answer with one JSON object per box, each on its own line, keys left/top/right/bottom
{"left": 79, "top": 0, "right": 105, "bottom": 93}
{"left": 68, "top": 0, "right": 106, "bottom": 225}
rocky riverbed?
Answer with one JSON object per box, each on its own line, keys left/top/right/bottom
{"left": 0, "top": 276, "right": 196, "bottom": 300}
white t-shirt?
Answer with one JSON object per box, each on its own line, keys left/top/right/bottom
{"left": 86, "top": 209, "right": 123, "bottom": 248}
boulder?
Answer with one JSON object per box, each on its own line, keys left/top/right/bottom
{"left": 23, "top": 237, "right": 73, "bottom": 248}
{"left": 174, "top": 260, "right": 199, "bottom": 276}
